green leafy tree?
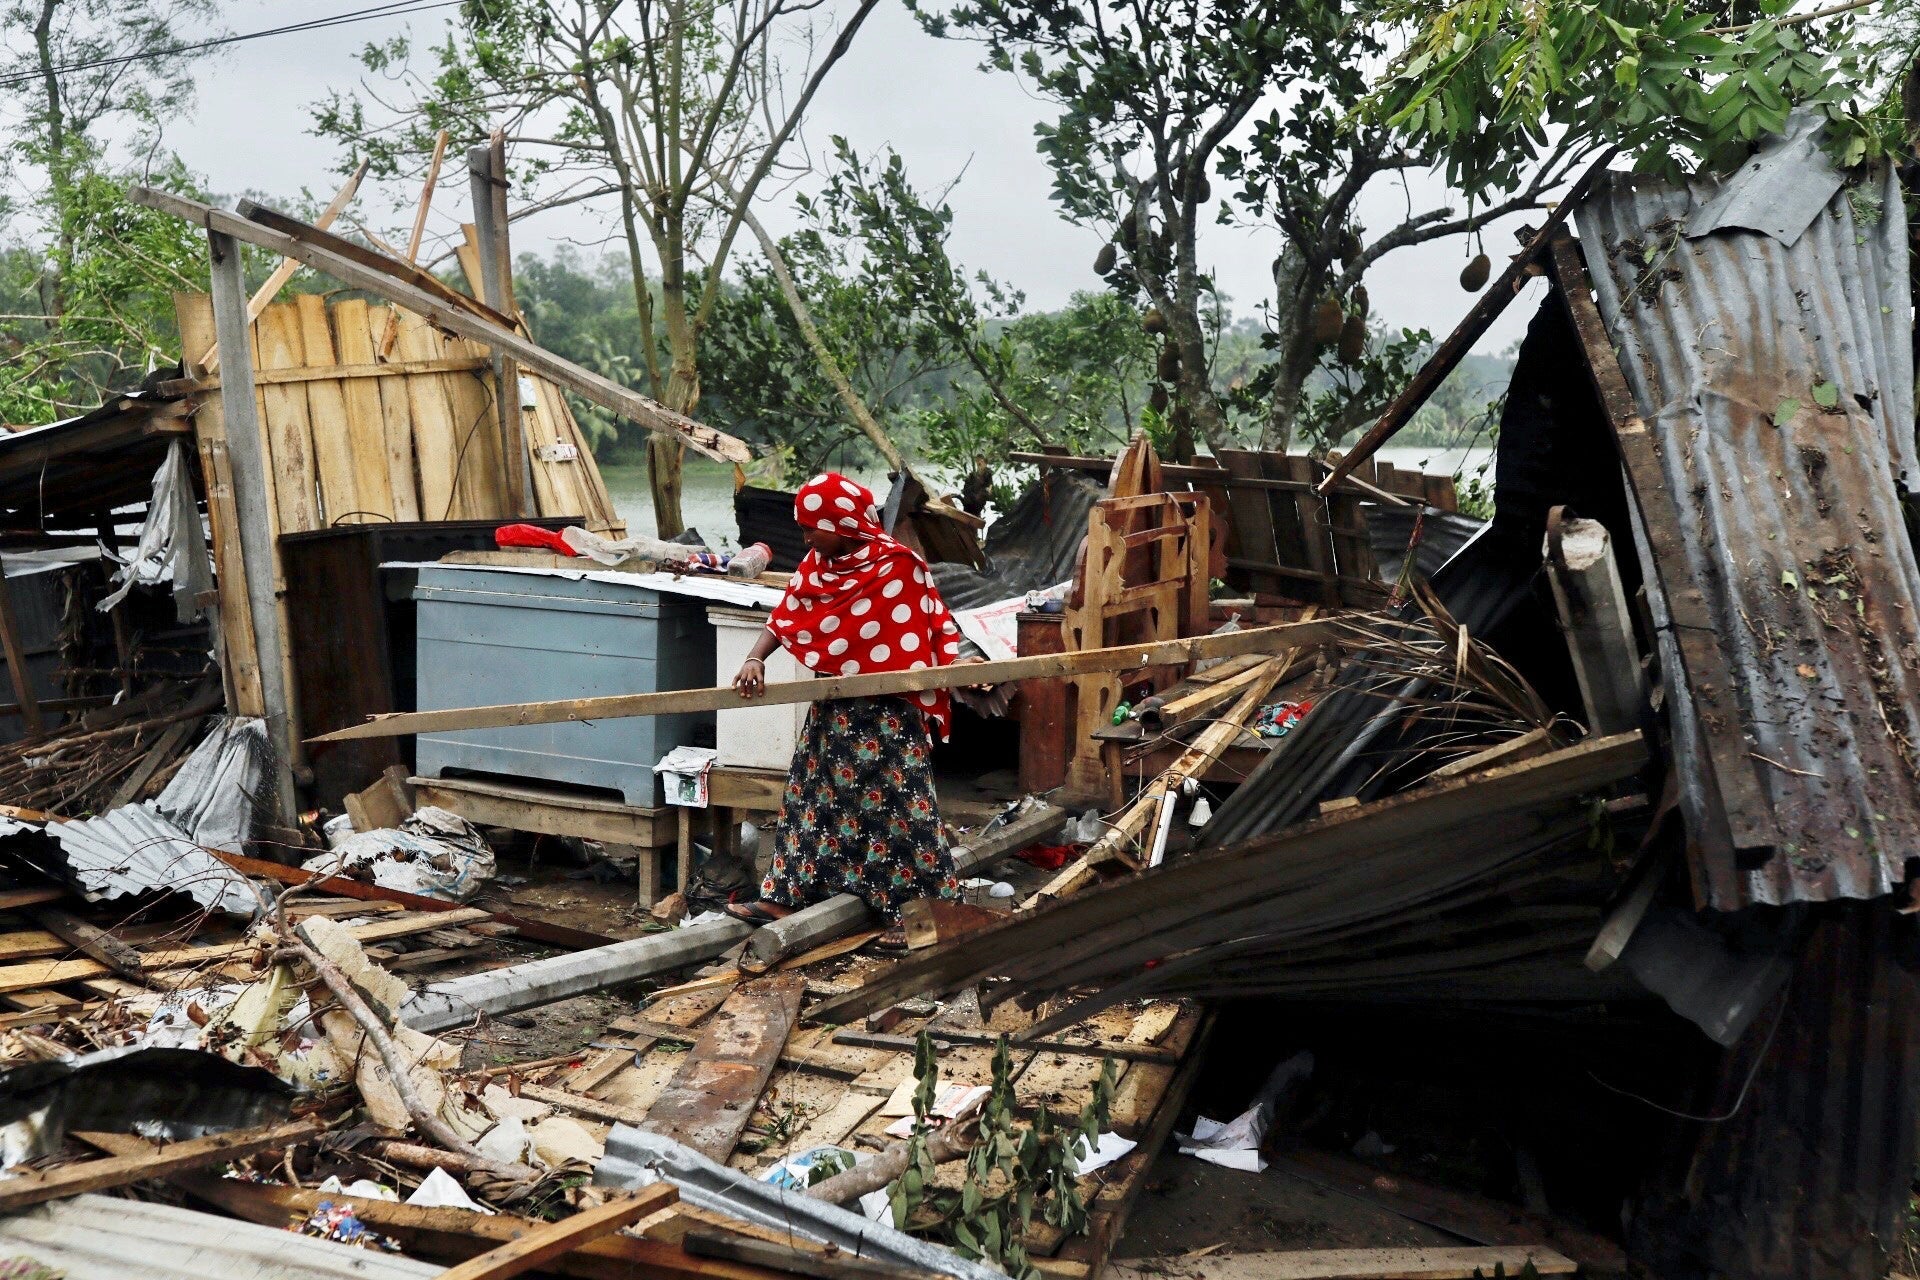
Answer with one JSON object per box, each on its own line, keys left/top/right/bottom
{"left": 315, "top": 0, "right": 880, "bottom": 536}
{"left": 702, "top": 142, "right": 1159, "bottom": 495}
{"left": 0, "top": 0, "right": 224, "bottom": 423}
{"left": 1366, "top": 0, "right": 1908, "bottom": 204}
{"left": 915, "top": 0, "right": 1576, "bottom": 453}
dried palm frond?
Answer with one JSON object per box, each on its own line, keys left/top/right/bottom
{"left": 1317, "top": 580, "right": 1577, "bottom": 789}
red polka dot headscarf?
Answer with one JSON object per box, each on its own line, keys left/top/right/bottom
{"left": 766, "top": 472, "right": 962, "bottom": 739}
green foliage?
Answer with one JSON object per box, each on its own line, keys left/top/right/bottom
{"left": 889, "top": 1032, "right": 1116, "bottom": 1280}
{"left": 1367, "top": 0, "right": 1902, "bottom": 202}
{"left": 0, "top": 0, "right": 225, "bottom": 424}
{"left": 0, "top": 153, "right": 211, "bottom": 425}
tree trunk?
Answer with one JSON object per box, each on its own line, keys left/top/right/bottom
{"left": 34, "top": 0, "right": 68, "bottom": 320}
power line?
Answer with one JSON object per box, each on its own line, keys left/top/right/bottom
{"left": 0, "top": 0, "right": 465, "bottom": 92}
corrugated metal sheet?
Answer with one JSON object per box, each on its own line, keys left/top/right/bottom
{"left": 1683, "top": 112, "right": 1844, "bottom": 245}
{"left": 1632, "top": 901, "right": 1920, "bottom": 1280}
{"left": 41, "top": 803, "right": 260, "bottom": 915}
{"left": 1573, "top": 159, "right": 1920, "bottom": 909}
{"left": 930, "top": 469, "right": 1101, "bottom": 612}
{"left": 1361, "top": 503, "right": 1485, "bottom": 585}
{"left": 0, "top": 1193, "right": 440, "bottom": 1279}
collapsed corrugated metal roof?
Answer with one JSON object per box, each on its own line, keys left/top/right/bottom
{"left": 930, "top": 469, "right": 1102, "bottom": 611}
{"left": 809, "top": 734, "right": 1648, "bottom": 1032}
{"left": 0, "top": 719, "right": 267, "bottom": 915}
{"left": 1573, "top": 159, "right": 1920, "bottom": 909}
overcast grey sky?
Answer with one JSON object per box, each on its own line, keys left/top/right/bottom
{"left": 157, "top": 0, "right": 1553, "bottom": 353}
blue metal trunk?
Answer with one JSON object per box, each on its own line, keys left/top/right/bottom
{"left": 412, "top": 565, "right": 716, "bottom": 805}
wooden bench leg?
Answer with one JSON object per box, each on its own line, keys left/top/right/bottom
{"left": 673, "top": 804, "right": 693, "bottom": 902}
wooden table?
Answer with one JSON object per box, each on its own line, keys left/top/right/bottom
{"left": 411, "top": 774, "right": 678, "bottom": 904}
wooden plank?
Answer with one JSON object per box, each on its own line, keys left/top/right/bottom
{"left": 412, "top": 776, "right": 675, "bottom": 848}
{"left": 108, "top": 716, "right": 198, "bottom": 807}
{"left": 1106, "top": 1248, "right": 1574, "bottom": 1279}
{"left": 253, "top": 301, "right": 322, "bottom": 537}
{"left": 1547, "top": 234, "right": 1773, "bottom": 862}
{"left": 516, "top": 1081, "right": 653, "bottom": 1128}
{"left": 366, "top": 305, "right": 424, "bottom": 521}
{"left": 131, "top": 187, "right": 751, "bottom": 466}
{"left": 432, "top": 1187, "right": 680, "bottom": 1280}
{"left": 391, "top": 306, "right": 467, "bottom": 522}
{"left": 1317, "top": 149, "right": 1614, "bottom": 493}
{"left": 327, "top": 298, "right": 402, "bottom": 522}
{"left": 682, "top": 1231, "right": 941, "bottom": 1280}
{"left": 169, "top": 355, "right": 494, "bottom": 392}
{"left": 1107, "top": 1006, "right": 1203, "bottom": 1137}
{"left": 30, "top": 907, "right": 142, "bottom": 978}
{"left": 317, "top": 618, "right": 1339, "bottom": 744}
{"left": 205, "top": 846, "right": 618, "bottom": 950}
{"left": 438, "top": 329, "right": 512, "bottom": 519}
{"left": 0, "top": 887, "right": 66, "bottom": 911}
{"left": 643, "top": 975, "right": 805, "bottom": 1161}
{"left": 0, "top": 930, "right": 68, "bottom": 962}
{"left": 327, "top": 906, "right": 490, "bottom": 944}
{"left": 0, "top": 1119, "right": 318, "bottom": 1211}
{"left": 173, "top": 290, "right": 266, "bottom": 717}
{"left": 293, "top": 293, "right": 361, "bottom": 526}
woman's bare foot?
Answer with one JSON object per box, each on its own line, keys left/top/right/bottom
{"left": 725, "top": 900, "right": 795, "bottom": 923}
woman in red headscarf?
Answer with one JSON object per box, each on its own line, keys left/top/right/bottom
{"left": 725, "top": 472, "right": 972, "bottom": 946}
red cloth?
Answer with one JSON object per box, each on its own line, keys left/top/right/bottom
{"left": 495, "top": 524, "right": 575, "bottom": 555}
{"left": 766, "top": 472, "right": 961, "bottom": 739}
{"left": 1014, "top": 843, "right": 1075, "bottom": 871}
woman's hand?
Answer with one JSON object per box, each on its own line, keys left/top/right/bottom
{"left": 734, "top": 657, "right": 766, "bottom": 698}
{"left": 954, "top": 655, "right": 991, "bottom": 692}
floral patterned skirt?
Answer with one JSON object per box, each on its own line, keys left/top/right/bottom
{"left": 761, "top": 697, "right": 959, "bottom": 922}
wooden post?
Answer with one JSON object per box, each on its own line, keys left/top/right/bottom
{"left": 0, "top": 571, "right": 44, "bottom": 739}
{"left": 469, "top": 137, "right": 533, "bottom": 517}
{"left": 208, "top": 229, "right": 299, "bottom": 821}
{"left": 1544, "top": 511, "right": 1645, "bottom": 736}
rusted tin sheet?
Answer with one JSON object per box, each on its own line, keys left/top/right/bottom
{"left": 1573, "top": 160, "right": 1920, "bottom": 910}
{"left": 641, "top": 974, "right": 804, "bottom": 1161}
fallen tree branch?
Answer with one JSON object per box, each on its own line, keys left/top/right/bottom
{"left": 805, "top": 1121, "right": 974, "bottom": 1206}
{"left": 280, "top": 925, "right": 537, "bottom": 1185}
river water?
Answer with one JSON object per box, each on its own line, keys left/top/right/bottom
{"left": 601, "top": 445, "right": 1493, "bottom": 546}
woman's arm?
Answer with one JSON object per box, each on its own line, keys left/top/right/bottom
{"left": 733, "top": 627, "right": 782, "bottom": 698}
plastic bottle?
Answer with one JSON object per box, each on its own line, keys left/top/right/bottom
{"left": 727, "top": 542, "right": 773, "bottom": 578}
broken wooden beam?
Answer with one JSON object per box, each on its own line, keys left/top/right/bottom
{"left": 433, "top": 1187, "right": 679, "bottom": 1280}
{"left": 0, "top": 1119, "right": 319, "bottom": 1212}
{"left": 310, "top": 620, "right": 1341, "bottom": 743}
{"left": 128, "top": 186, "right": 752, "bottom": 466}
